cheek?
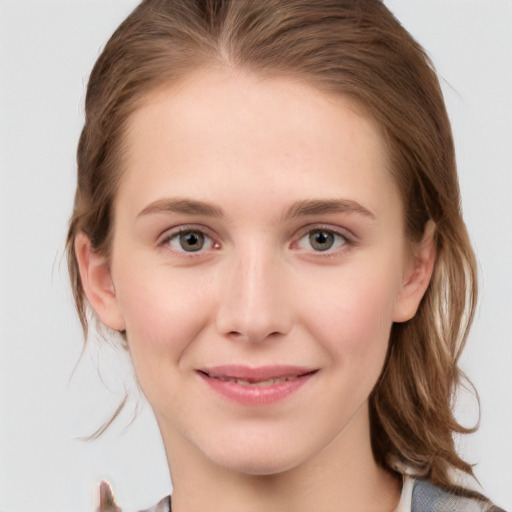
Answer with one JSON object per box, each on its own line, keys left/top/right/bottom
{"left": 114, "top": 267, "right": 217, "bottom": 412}
{"left": 114, "top": 264, "right": 214, "bottom": 363}
{"left": 303, "top": 261, "right": 401, "bottom": 365}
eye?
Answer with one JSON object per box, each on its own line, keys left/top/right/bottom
{"left": 166, "top": 229, "right": 214, "bottom": 253}
{"left": 297, "top": 229, "right": 348, "bottom": 252}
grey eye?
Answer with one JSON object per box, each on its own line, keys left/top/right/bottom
{"left": 297, "top": 229, "right": 347, "bottom": 252}
{"left": 309, "top": 230, "right": 335, "bottom": 251}
{"left": 179, "top": 231, "right": 205, "bottom": 251}
{"left": 167, "top": 230, "right": 213, "bottom": 252}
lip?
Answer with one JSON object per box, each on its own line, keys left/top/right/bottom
{"left": 197, "top": 365, "right": 317, "bottom": 405}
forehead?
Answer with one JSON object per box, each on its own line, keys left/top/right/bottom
{"left": 118, "top": 68, "right": 400, "bottom": 223}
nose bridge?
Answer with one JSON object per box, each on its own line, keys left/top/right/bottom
{"left": 216, "top": 240, "right": 290, "bottom": 342}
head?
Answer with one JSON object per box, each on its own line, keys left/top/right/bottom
{"left": 67, "top": 0, "right": 477, "bottom": 490}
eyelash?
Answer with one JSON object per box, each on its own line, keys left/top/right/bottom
{"left": 158, "top": 224, "right": 354, "bottom": 257}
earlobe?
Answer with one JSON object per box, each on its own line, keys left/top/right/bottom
{"left": 74, "top": 233, "right": 126, "bottom": 332}
{"left": 392, "top": 221, "right": 437, "bottom": 323}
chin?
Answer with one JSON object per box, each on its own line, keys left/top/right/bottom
{"left": 203, "top": 438, "right": 310, "bottom": 477}
{"left": 216, "top": 456, "right": 301, "bottom": 477}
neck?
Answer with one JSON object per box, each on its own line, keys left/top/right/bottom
{"left": 159, "top": 407, "right": 401, "bottom": 512}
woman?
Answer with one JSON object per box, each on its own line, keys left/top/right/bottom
{"left": 67, "top": 1, "right": 505, "bottom": 510}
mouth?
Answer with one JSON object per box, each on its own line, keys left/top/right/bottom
{"left": 196, "top": 366, "right": 318, "bottom": 405}
{"left": 198, "top": 372, "right": 312, "bottom": 387}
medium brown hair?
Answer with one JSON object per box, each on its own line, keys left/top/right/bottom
{"left": 67, "top": 0, "right": 479, "bottom": 494}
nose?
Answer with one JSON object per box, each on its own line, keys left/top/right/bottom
{"left": 215, "top": 245, "right": 292, "bottom": 343}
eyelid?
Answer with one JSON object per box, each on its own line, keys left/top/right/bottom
{"left": 293, "top": 223, "right": 355, "bottom": 240}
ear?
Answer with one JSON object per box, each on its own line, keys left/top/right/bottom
{"left": 74, "top": 232, "right": 126, "bottom": 332}
{"left": 393, "top": 221, "right": 437, "bottom": 323}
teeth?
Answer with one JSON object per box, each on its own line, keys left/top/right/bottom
{"left": 216, "top": 376, "right": 296, "bottom": 387}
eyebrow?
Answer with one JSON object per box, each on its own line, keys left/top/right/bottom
{"left": 137, "top": 198, "right": 224, "bottom": 219}
{"left": 136, "top": 197, "right": 375, "bottom": 221}
{"left": 282, "top": 199, "right": 376, "bottom": 220}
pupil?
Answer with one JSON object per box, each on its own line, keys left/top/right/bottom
{"left": 180, "top": 231, "right": 204, "bottom": 252}
{"left": 309, "top": 230, "right": 334, "bottom": 251}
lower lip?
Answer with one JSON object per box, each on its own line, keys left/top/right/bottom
{"left": 198, "top": 372, "right": 315, "bottom": 406}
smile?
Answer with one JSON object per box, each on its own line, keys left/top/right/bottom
{"left": 211, "top": 375, "right": 299, "bottom": 387}
{"left": 197, "top": 366, "right": 317, "bottom": 405}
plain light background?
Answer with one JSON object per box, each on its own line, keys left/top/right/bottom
{"left": 0, "top": 1, "right": 511, "bottom": 511}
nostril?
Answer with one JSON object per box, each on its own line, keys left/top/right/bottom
{"left": 227, "top": 330, "right": 283, "bottom": 343}
{"left": 228, "top": 331, "right": 248, "bottom": 340}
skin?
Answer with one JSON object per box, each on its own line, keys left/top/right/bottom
{"left": 76, "top": 69, "right": 436, "bottom": 512}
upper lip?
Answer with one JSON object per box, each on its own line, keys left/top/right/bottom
{"left": 197, "top": 365, "right": 317, "bottom": 382}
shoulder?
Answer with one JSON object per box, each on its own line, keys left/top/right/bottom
{"left": 411, "top": 479, "right": 506, "bottom": 512}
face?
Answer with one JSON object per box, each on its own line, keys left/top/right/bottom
{"left": 80, "top": 69, "right": 433, "bottom": 478}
